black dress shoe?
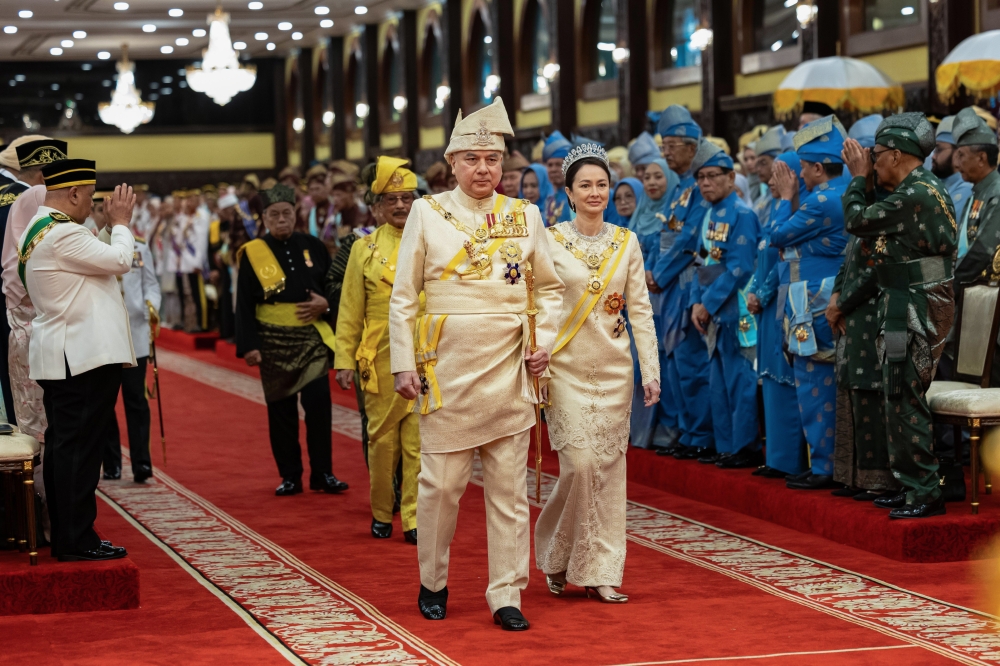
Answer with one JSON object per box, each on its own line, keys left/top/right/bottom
{"left": 889, "top": 496, "right": 946, "bottom": 519}
{"left": 310, "top": 473, "right": 349, "bottom": 493}
{"left": 404, "top": 529, "right": 417, "bottom": 544}
{"left": 275, "top": 479, "right": 303, "bottom": 496}
{"left": 132, "top": 464, "right": 153, "bottom": 483}
{"left": 698, "top": 452, "right": 724, "bottom": 464}
{"left": 784, "top": 469, "right": 812, "bottom": 482}
{"left": 786, "top": 474, "right": 837, "bottom": 490}
{"left": 372, "top": 518, "right": 393, "bottom": 538}
{"left": 655, "top": 444, "right": 682, "bottom": 457}
{"left": 102, "top": 467, "right": 121, "bottom": 480}
{"left": 873, "top": 491, "right": 906, "bottom": 509}
{"left": 418, "top": 585, "right": 447, "bottom": 620}
{"left": 493, "top": 606, "right": 530, "bottom": 631}
{"left": 716, "top": 448, "right": 763, "bottom": 469}
{"left": 852, "top": 491, "right": 885, "bottom": 502}
{"left": 831, "top": 486, "right": 863, "bottom": 497}
{"left": 673, "top": 446, "right": 704, "bottom": 460}
{"left": 752, "top": 465, "right": 789, "bottom": 478}
{"left": 58, "top": 543, "right": 128, "bottom": 562}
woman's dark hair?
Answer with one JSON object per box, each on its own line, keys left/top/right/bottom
{"left": 565, "top": 156, "right": 611, "bottom": 189}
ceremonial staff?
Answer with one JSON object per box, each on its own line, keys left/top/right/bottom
{"left": 147, "top": 300, "right": 166, "bottom": 464}
{"left": 523, "top": 262, "right": 542, "bottom": 503}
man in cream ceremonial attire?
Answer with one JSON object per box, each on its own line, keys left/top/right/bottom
{"left": 390, "top": 97, "right": 564, "bottom": 631}
{"left": 20, "top": 160, "right": 137, "bottom": 561}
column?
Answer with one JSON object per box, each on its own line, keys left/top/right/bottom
{"left": 400, "top": 10, "right": 420, "bottom": 161}
{"left": 443, "top": 0, "right": 464, "bottom": 138}
{"left": 928, "top": 0, "right": 974, "bottom": 116}
{"left": 699, "top": 0, "right": 733, "bottom": 137}
{"left": 362, "top": 24, "right": 381, "bottom": 159}
{"left": 298, "top": 47, "right": 316, "bottom": 166}
{"left": 273, "top": 57, "right": 288, "bottom": 172}
{"left": 328, "top": 36, "right": 346, "bottom": 160}
{"left": 495, "top": 0, "right": 516, "bottom": 115}
{"left": 617, "top": 0, "right": 648, "bottom": 144}
{"left": 550, "top": 0, "right": 577, "bottom": 135}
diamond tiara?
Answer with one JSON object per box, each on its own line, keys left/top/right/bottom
{"left": 562, "top": 143, "right": 609, "bottom": 178}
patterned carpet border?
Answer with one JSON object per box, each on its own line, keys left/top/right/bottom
{"left": 159, "top": 349, "right": 1000, "bottom": 665}
{"left": 99, "top": 463, "right": 456, "bottom": 666}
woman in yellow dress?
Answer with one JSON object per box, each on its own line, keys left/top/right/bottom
{"left": 535, "top": 144, "right": 660, "bottom": 603}
{"left": 334, "top": 157, "right": 421, "bottom": 543}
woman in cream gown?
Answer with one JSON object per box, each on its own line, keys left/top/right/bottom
{"left": 535, "top": 146, "right": 660, "bottom": 603}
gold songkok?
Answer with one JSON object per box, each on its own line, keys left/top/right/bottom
{"left": 444, "top": 97, "right": 514, "bottom": 156}
{"left": 371, "top": 157, "right": 417, "bottom": 195}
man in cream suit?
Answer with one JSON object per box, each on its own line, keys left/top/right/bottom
{"left": 390, "top": 97, "right": 564, "bottom": 630}
{"left": 20, "top": 160, "right": 137, "bottom": 562}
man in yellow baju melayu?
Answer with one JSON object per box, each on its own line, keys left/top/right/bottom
{"left": 335, "top": 157, "right": 421, "bottom": 544}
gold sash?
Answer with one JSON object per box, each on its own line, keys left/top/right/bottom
{"left": 355, "top": 319, "right": 389, "bottom": 393}
{"left": 552, "top": 227, "right": 630, "bottom": 355}
{"left": 255, "top": 303, "right": 336, "bottom": 351}
{"left": 239, "top": 239, "right": 286, "bottom": 298}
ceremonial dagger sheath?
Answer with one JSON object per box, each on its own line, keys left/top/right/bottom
{"left": 523, "top": 262, "right": 543, "bottom": 503}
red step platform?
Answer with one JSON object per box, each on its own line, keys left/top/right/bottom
{"left": 156, "top": 328, "right": 219, "bottom": 351}
{"left": 0, "top": 545, "right": 140, "bottom": 615}
{"left": 627, "top": 447, "right": 1000, "bottom": 563}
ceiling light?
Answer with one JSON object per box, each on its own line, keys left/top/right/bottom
{"left": 179, "top": 80, "right": 187, "bottom": 88}
{"left": 248, "top": 1, "right": 263, "bottom": 9}
{"left": 484, "top": 36, "right": 492, "bottom": 44}
{"left": 186, "top": 9, "right": 257, "bottom": 106}
{"left": 689, "top": 27, "right": 713, "bottom": 50}
{"left": 355, "top": 6, "right": 368, "bottom": 14}
{"left": 161, "top": 45, "right": 174, "bottom": 53}
{"left": 73, "top": 30, "right": 87, "bottom": 39}
{"left": 99, "top": 46, "right": 155, "bottom": 133}
{"left": 255, "top": 32, "right": 268, "bottom": 40}
{"left": 18, "top": 10, "right": 32, "bottom": 19}
{"left": 82, "top": 63, "right": 92, "bottom": 70}
{"left": 901, "top": 6, "right": 915, "bottom": 15}
{"left": 114, "top": 2, "right": 129, "bottom": 10}
{"left": 233, "top": 40, "right": 247, "bottom": 49}
{"left": 51, "top": 83, "right": 60, "bottom": 91}
{"left": 15, "top": 74, "right": 25, "bottom": 81}
{"left": 356, "top": 102, "right": 369, "bottom": 118}
{"left": 597, "top": 41, "right": 615, "bottom": 51}
{"left": 771, "top": 39, "right": 783, "bottom": 51}
{"left": 193, "top": 28, "right": 207, "bottom": 37}
{"left": 393, "top": 95, "right": 407, "bottom": 111}
{"left": 143, "top": 24, "right": 157, "bottom": 32}
{"left": 162, "top": 88, "right": 172, "bottom": 95}
{"left": 98, "top": 51, "right": 111, "bottom": 60}
{"left": 322, "top": 110, "right": 334, "bottom": 126}
{"left": 278, "top": 22, "right": 292, "bottom": 30}
{"left": 292, "top": 117, "right": 305, "bottom": 133}
{"left": 176, "top": 37, "right": 189, "bottom": 46}
{"left": 291, "top": 32, "right": 302, "bottom": 40}
{"left": 315, "top": 6, "right": 330, "bottom": 14}
{"left": 784, "top": 0, "right": 796, "bottom": 6}
{"left": 168, "top": 8, "right": 184, "bottom": 17}
{"left": 320, "top": 19, "right": 333, "bottom": 28}
{"left": 3, "top": 26, "right": 16, "bottom": 34}
{"left": 266, "top": 42, "right": 275, "bottom": 51}
{"left": 61, "top": 40, "right": 74, "bottom": 48}
{"left": 163, "top": 75, "right": 173, "bottom": 82}
{"left": 50, "top": 47, "right": 64, "bottom": 56}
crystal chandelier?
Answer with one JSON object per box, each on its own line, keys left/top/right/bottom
{"left": 186, "top": 8, "right": 257, "bottom": 106}
{"left": 98, "top": 45, "right": 154, "bottom": 134}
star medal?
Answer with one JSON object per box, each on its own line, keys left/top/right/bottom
{"left": 738, "top": 316, "right": 751, "bottom": 333}
{"left": 587, "top": 272, "right": 604, "bottom": 294}
{"left": 586, "top": 253, "right": 602, "bottom": 269}
{"left": 709, "top": 246, "right": 723, "bottom": 261}
{"left": 500, "top": 239, "right": 523, "bottom": 264}
{"left": 505, "top": 262, "right": 522, "bottom": 285}
{"left": 613, "top": 316, "right": 626, "bottom": 338}
{"left": 668, "top": 215, "right": 683, "bottom": 232}
{"left": 874, "top": 234, "right": 887, "bottom": 254}
{"left": 303, "top": 249, "right": 314, "bottom": 267}
{"left": 971, "top": 200, "right": 983, "bottom": 220}
{"left": 794, "top": 325, "right": 810, "bottom": 342}
{"left": 604, "top": 291, "right": 626, "bottom": 316}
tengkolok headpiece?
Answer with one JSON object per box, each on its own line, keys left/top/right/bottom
{"left": 444, "top": 97, "right": 514, "bottom": 156}
{"left": 562, "top": 143, "right": 609, "bottom": 180}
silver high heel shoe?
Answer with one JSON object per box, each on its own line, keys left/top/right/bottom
{"left": 546, "top": 573, "right": 567, "bottom": 596}
{"left": 586, "top": 586, "right": 629, "bottom": 603}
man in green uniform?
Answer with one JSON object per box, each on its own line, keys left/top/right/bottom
{"left": 842, "top": 113, "right": 957, "bottom": 519}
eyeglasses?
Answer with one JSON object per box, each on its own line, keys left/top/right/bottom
{"left": 382, "top": 193, "right": 415, "bottom": 206}
{"left": 662, "top": 140, "right": 689, "bottom": 151}
{"left": 695, "top": 171, "right": 728, "bottom": 182}
{"left": 870, "top": 148, "right": 892, "bottom": 164}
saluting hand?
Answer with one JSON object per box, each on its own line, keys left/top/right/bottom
{"left": 106, "top": 184, "right": 136, "bottom": 228}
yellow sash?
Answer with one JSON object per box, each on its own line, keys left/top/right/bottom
{"left": 355, "top": 319, "right": 389, "bottom": 393}
{"left": 239, "top": 239, "right": 286, "bottom": 298}
{"left": 255, "top": 303, "right": 336, "bottom": 351}
{"left": 414, "top": 195, "right": 523, "bottom": 414}
{"left": 552, "top": 227, "right": 630, "bottom": 355}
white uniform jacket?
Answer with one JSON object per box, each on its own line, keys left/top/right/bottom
{"left": 22, "top": 206, "right": 137, "bottom": 380}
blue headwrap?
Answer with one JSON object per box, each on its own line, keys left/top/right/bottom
{"left": 519, "top": 163, "right": 554, "bottom": 205}
{"left": 848, "top": 114, "right": 883, "bottom": 149}
{"left": 543, "top": 130, "right": 572, "bottom": 161}
{"left": 794, "top": 115, "right": 847, "bottom": 164}
{"left": 694, "top": 150, "right": 734, "bottom": 174}
{"left": 628, "top": 132, "right": 661, "bottom": 167}
{"left": 572, "top": 133, "right": 603, "bottom": 148}
{"left": 629, "top": 158, "right": 678, "bottom": 236}
{"left": 605, "top": 177, "right": 644, "bottom": 226}
{"left": 657, "top": 104, "right": 702, "bottom": 140}
{"left": 755, "top": 126, "right": 787, "bottom": 157}
{"left": 775, "top": 152, "right": 808, "bottom": 201}
{"left": 780, "top": 130, "right": 797, "bottom": 153}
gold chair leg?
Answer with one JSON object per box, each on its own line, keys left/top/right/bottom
{"left": 22, "top": 463, "right": 37, "bottom": 565}
{"left": 971, "top": 425, "right": 981, "bottom": 515}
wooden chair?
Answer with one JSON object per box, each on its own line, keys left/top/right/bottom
{"left": 0, "top": 430, "right": 40, "bottom": 565}
{"left": 928, "top": 284, "right": 1000, "bottom": 514}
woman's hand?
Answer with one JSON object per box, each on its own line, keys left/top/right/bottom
{"left": 643, "top": 380, "right": 661, "bottom": 407}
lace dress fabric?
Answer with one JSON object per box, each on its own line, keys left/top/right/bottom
{"left": 534, "top": 225, "right": 658, "bottom": 587}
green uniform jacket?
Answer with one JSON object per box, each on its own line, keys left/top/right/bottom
{"left": 954, "top": 169, "right": 1000, "bottom": 287}
{"left": 834, "top": 235, "right": 882, "bottom": 390}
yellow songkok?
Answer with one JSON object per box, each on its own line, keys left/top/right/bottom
{"left": 371, "top": 156, "right": 417, "bottom": 195}
{"left": 444, "top": 96, "right": 514, "bottom": 155}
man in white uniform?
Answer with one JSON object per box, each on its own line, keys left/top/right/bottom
{"left": 389, "top": 97, "right": 564, "bottom": 630}
{"left": 20, "top": 160, "right": 137, "bottom": 561}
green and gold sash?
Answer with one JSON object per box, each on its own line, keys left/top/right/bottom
{"left": 18, "top": 213, "right": 70, "bottom": 289}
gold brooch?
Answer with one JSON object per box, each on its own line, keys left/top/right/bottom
{"left": 794, "top": 325, "right": 810, "bottom": 342}
{"left": 604, "top": 292, "right": 626, "bottom": 316}
{"left": 587, "top": 273, "right": 604, "bottom": 294}
{"left": 709, "top": 246, "right": 723, "bottom": 261}
{"left": 474, "top": 227, "right": 490, "bottom": 242}
{"left": 586, "top": 253, "right": 602, "bottom": 269}
{"left": 738, "top": 317, "right": 751, "bottom": 333}
{"left": 500, "top": 239, "right": 523, "bottom": 263}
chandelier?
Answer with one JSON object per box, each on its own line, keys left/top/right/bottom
{"left": 186, "top": 8, "right": 256, "bottom": 106}
{"left": 98, "top": 45, "right": 154, "bottom": 134}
